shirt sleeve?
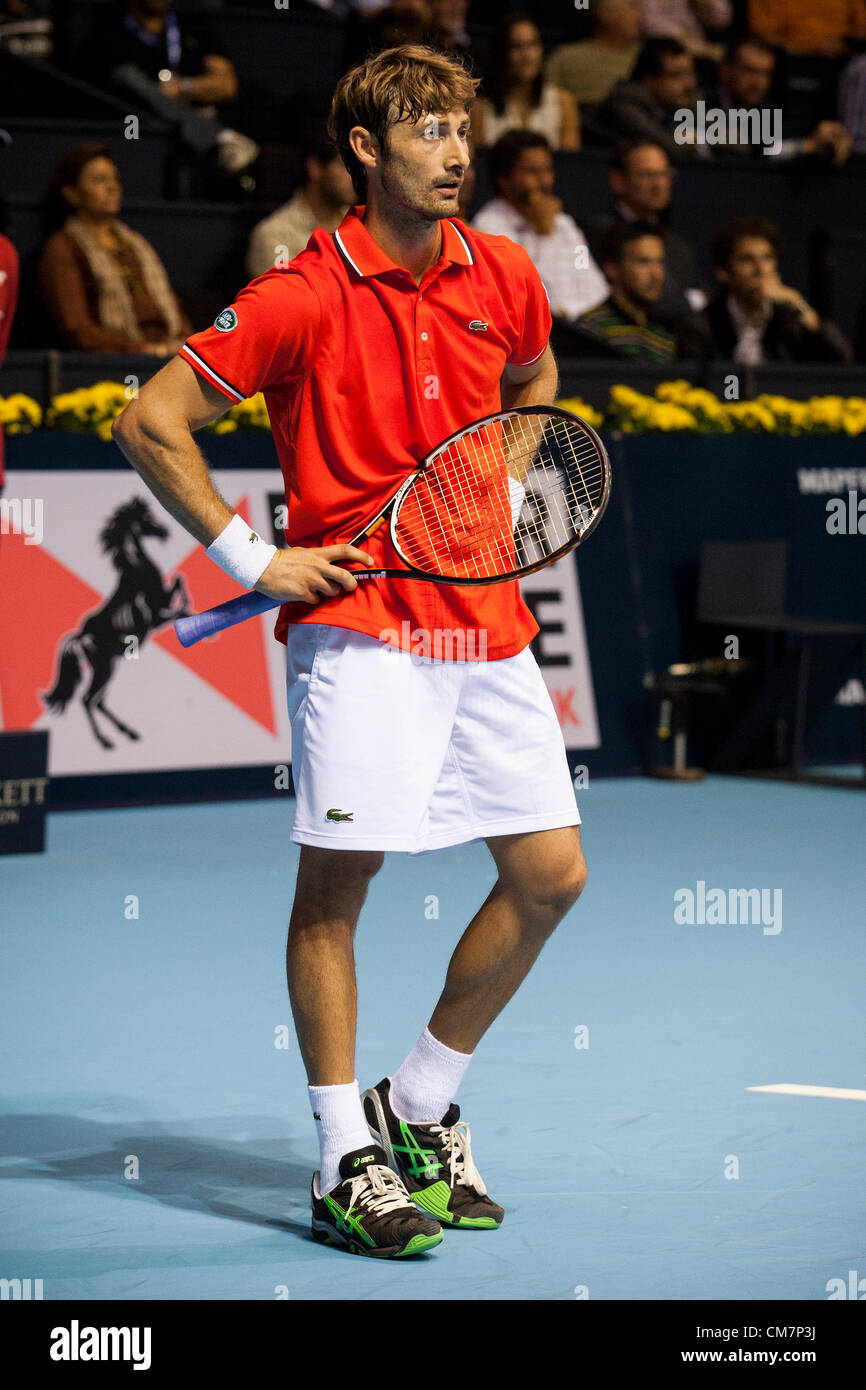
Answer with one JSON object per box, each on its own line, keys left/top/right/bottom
{"left": 504, "top": 241, "right": 552, "bottom": 367}
{"left": 178, "top": 270, "right": 321, "bottom": 402}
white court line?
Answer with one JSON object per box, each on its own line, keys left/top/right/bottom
{"left": 749, "top": 1083, "right": 866, "bottom": 1101}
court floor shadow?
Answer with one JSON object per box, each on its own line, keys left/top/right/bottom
{"left": 0, "top": 1110, "right": 316, "bottom": 1241}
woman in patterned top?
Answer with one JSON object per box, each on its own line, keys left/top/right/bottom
{"left": 37, "top": 143, "right": 191, "bottom": 356}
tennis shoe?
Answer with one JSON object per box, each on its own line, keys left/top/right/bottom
{"left": 362, "top": 1077, "right": 504, "bottom": 1228}
{"left": 310, "top": 1142, "right": 443, "bottom": 1257}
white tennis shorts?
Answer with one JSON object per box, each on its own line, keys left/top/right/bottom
{"left": 285, "top": 623, "right": 581, "bottom": 854}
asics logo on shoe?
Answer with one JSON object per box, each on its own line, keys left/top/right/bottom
{"left": 333, "top": 1204, "right": 367, "bottom": 1239}
{"left": 353, "top": 1154, "right": 375, "bottom": 1167}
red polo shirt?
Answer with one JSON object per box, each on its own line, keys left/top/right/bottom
{"left": 178, "top": 206, "right": 551, "bottom": 658}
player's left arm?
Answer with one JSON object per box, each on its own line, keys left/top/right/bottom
{"left": 500, "top": 343, "right": 559, "bottom": 410}
{"left": 499, "top": 345, "right": 561, "bottom": 496}
{"left": 500, "top": 241, "right": 558, "bottom": 410}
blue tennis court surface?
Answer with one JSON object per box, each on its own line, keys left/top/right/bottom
{"left": 2, "top": 776, "right": 864, "bottom": 1300}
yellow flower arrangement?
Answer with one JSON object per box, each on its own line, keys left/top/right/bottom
{"left": 2, "top": 382, "right": 866, "bottom": 438}
{"left": 222, "top": 393, "right": 270, "bottom": 431}
{"left": 605, "top": 382, "right": 866, "bottom": 435}
{"left": 46, "top": 380, "right": 130, "bottom": 432}
{"left": 555, "top": 396, "right": 604, "bottom": 428}
{"left": 0, "top": 392, "right": 42, "bottom": 433}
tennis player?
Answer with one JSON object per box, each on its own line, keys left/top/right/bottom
{"left": 113, "top": 43, "right": 587, "bottom": 1259}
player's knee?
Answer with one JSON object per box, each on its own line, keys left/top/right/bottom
{"left": 534, "top": 853, "right": 587, "bottom": 922}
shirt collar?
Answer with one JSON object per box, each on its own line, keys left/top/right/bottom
{"left": 333, "top": 204, "right": 475, "bottom": 279}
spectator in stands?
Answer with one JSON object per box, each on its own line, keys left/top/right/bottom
{"left": 593, "top": 37, "right": 702, "bottom": 156}
{"left": 472, "top": 15, "right": 580, "bottom": 149}
{"left": 748, "top": 0, "right": 866, "bottom": 57}
{"left": 681, "top": 216, "right": 852, "bottom": 361}
{"left": 640, "top": 0, "right": 732, "bottom": 62}
{"left": 588, "top": 140, "right": 707, "bottom": 327}
{"left": 428, "top": 0, "right": 471, "bottom": 53}
{"left": 246, "top": 130, "right": 354, "bottom": 279}
{"left": 545, "top": 0, "right": 642, "bottom": 120}
{"left": 703, "top": 35, "right": 852, "bottom": 164}
{"left": 345, "top": 1, "right": 433, "bottom": 66}
{"left": 0, "top": 0, "right": 52, "bottom": 60}
{"left": 343, "top": 1, "right": 475, "bottom": 69}
{"left": 78, "top": 0, "right": 258, "bottom": 179}
{"left": 578, "top": 221, "right": 679, "bottom": 360}
{"left": 36, "top": 144, "right": 191, "bottom": 356}
{"left": 472, "top": 130, "right": 607, "bottom": 320}
{"left": 839, "top": 50, "right": 866, "bottom": 154}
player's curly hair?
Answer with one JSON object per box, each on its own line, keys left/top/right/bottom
{"left": 328, "top": 44, "right": 479, "bottom": 202}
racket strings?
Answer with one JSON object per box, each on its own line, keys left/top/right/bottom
{"left": 394, "top": 412, "right": 605, "bottom": 579}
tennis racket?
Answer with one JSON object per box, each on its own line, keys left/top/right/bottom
{"left": 174, "top": 404, "right": 610, "bottom": 648}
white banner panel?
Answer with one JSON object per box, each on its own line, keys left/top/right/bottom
{"left": 521, "top": 557, "right": 600, "bottom": 749}
{"left": 0, "top": 470, "right": 599, "bottom": 775}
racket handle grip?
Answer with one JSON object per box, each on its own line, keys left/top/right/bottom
{"left": 174, "top": 589, "right": 281, "bottom": 647}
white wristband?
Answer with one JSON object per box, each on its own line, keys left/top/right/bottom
{"left": 508, "top": 475, "right": 526, "bottom": 528}
{"left": 205, "top": 513, "right": 277, "bottom": 589}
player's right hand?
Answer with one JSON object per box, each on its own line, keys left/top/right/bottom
{"left": 254, "top": 544, "right": 374, "bottom": 605}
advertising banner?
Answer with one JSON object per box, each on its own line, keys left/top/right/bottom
{"left": 0, "top": 470, "right": 599, "bottom": 777}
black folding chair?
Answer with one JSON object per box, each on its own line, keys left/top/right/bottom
{"left": 697, "top": 541, "right": 866, "bottom": 783}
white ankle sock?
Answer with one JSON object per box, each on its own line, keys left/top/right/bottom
{"left": 309, "top": 1080, "right": 374, "bottom": 1195}
{"left": 389, "top": 1026, "right": 473, "bottom": 1123}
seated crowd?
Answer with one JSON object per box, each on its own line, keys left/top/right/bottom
{"left": 5, "top": 0, "right": 866, "bottom": 364}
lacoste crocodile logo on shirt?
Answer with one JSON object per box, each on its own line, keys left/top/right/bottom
{"left": 468, "top": 320, "right": 488, "bottom": 332}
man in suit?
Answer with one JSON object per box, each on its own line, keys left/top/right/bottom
{"left": 681, "top": 216, "right": 851, "bottom": 362}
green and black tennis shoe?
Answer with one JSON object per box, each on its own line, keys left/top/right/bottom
{"left": 361, "top": 1078, "right": 504, "bottom": 1229}
{"left": 310, "top": 1143, "right": 443, "bottom": 1258}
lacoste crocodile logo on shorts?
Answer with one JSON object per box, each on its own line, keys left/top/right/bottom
{"left": 468, "top": 319, "right": 488, "bottom": 332}
{"left": 326, "top": 808, "right": 354, "bottom": 822}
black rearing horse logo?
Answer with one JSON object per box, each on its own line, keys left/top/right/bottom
{"left": 42, "top": 498, "right": 189, "bottom": 749}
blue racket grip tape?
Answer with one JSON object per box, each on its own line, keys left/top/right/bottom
{"left": 174, "top": 589, "right": 281, "bottom": 647}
